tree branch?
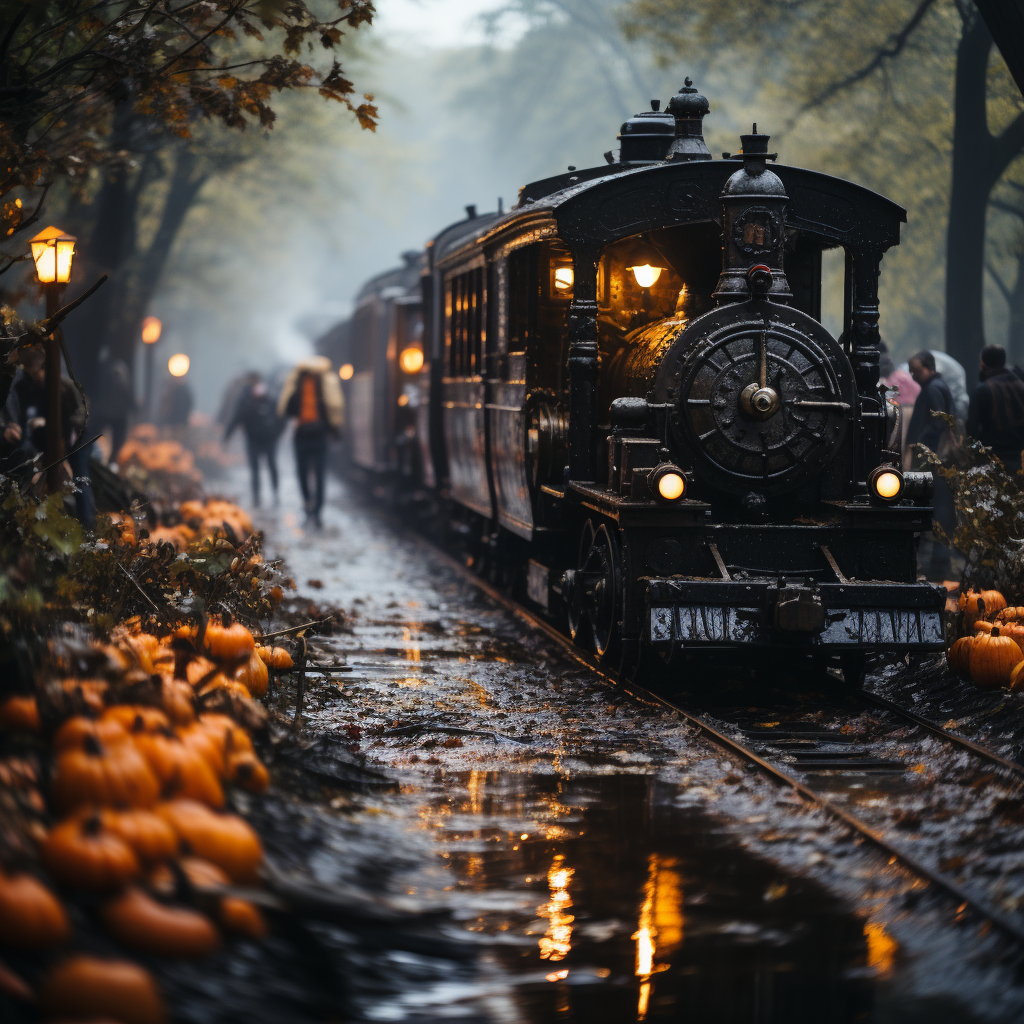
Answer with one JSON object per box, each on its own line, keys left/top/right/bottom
{"left": 987, "top": 260, "right": 1012, "bottom": 303}
{"left": 991, "top": 197, "right": 1024, "bottom": 221}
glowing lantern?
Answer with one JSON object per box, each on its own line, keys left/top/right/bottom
{"left": 399, "top": 347, "right": 424, "bottom": 374}
{"left": 30, "top": 226, "right": 76, "bottom": 284}
{"left": 630, "top": 264, "right": 663, "bottom": 289}
{"left": 141, "top": 317, "right": 162, "bottom": 344}
{"left": 553, "top": 267, "right": 574, "bottom": 291}
{"left": 167, "top": 353, "right": 190, "bottom": 377}
{"left": 339, "top": 363, "right": 354, "bottom": 380}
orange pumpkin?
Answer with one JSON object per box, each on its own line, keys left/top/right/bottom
{"left": 149, "top": 855, "right": 229, "bottom": 897}
{"left": 226, "top": 751, "right": 269, "bottom": 793}
{"left": 1011, "top": 662, "right": 1024, "bottom": 691}
{"left": 42, "top": 811, "right": 141, "bottom": 889}
{"left": 997, "top": 606, "right": 1024, "bottom": 623}
{"left": 220, "top": 896, "right": 269, "bottom": 939}
{"left": 39, "top": 955, "right": 166, "bottom": 1024}
{"left": 102, "top": 704, "right": 170, "bottom": 735}
{"left": 947, "top": 636, "right": 974, "bottom": 679}
{"left": 974, "top": 620, "right": 996, "bottom": 634}
{"left": 970, "top": 625, "right": 1022, "bottom": 689}
{"left": 132, "top": 729, "right": 225, "bottom": 808}
{"left": 0, "top": 694, "right": 40, "bottom": 732}
{"left": 960, "top": 589, "right": 1007, "bottom": 629}
{"left": 54, "top": 715, "right": 128, "bottom": 753}
{"left": 204, "top": 621, "right": 255, "bottom": 663}
{"left": 50, "top": 733, "right": 160, "bottom": 812}
{"left": 156, "top": 800, "right": 263, "bottom": 883}
{"left": 0, "top": 870, "right": 71, "bottom": 948}
{"left": 235, "top": 651, "right": 269, "bottom": 698}
{"left": 198, "top": 712, "right": 254, "bottom": 761}
{"left": 186, "top": 656, "right": 218, "bottom": 687}
{"left": 256, "top": 645, "right": 294, "bottom": 671}
{"left": 61, "top": 677, "right": 108, "bottom": 713}
{"left": 98, "top": 807, "right": 179, "bottom": 865}
{"left": 161, "top": 677, "right": 196, "bottom": 726}
{"left": 100, "top": 886, "right": 220, "bottom": 958}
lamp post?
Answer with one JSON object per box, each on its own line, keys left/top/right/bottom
{"left": 141, "top": 316, "right": 162, "bottom": 419}
{"left": 29, "top": 226, "right": 76, "bottom": 491}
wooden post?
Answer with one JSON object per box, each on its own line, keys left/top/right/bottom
{"left": 44, "top": 284, "right": 65, "bottom": 492}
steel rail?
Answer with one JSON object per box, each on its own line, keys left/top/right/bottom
{"left": 417, "top": 537, "right": 1024, "bottom": 946}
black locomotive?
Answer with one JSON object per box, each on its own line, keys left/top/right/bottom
{"left": 318, "top": 82, "right": 945, "bottom": 683}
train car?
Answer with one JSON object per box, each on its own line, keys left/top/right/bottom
{"left": 335, "top": 82, "right": 946, "bottom": 683}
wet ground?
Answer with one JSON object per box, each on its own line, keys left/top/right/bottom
{"left": 203, "top": 458, "right": 1024, "bottom": 1023}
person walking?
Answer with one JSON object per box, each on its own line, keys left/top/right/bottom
{"left": 278, "top": 356, "right": 343, "bottom": 527}
{"left": 966, "top": 344, "right": 1024, "bottom": 469}
{"left": 907, "top": 351, "right": 956, "bottom": 579}
{"left": 93, "top": 359, "right": 136, "bottom": 462}
{"left": 224, "top": 374, "right": 282, "bottom": 506}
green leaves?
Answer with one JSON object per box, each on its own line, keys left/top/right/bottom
{"left": 31, "top": 493, "right": 83, "bottom": 557}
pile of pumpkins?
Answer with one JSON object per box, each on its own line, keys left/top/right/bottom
{"left": 947, "top": 588, "right": 1024, "bottom": 689}
{"left": 107, "top": 498, "right": 255, "bottom": 554}
{"left": 0, "top": 617, "right": 294, "bottom": 1023}
{"left": 117, "top": 426, "right": 200, "bottom": 482}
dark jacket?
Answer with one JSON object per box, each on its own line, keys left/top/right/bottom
{"left": 6, "top": 370, "right": 88, "bottom": 453}
{"left": 967, "top": 370, "right": 1024, "bottom": 467}
{"left": 906, "top": 372, "right": 954, "bottom": 454}
{"left": 225, "top": 388, "right": 282, "bottom": 447}
{"left": 284, "top": 373, "right": 335, "bottom": 439}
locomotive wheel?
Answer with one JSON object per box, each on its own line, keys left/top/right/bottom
{"left": 586, "top": 525, "right": 621, "bottom": 660}
{"left": 566, "top": 520, "right": 595, "bottom": 643}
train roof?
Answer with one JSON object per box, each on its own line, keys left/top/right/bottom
{"left": 427, "top": 210, "right": 504, "bottom": 268}
{"left": 353, "top": 250, "right": 424, "bottom": 304}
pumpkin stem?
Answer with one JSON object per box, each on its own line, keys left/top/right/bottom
{"left": 993, "top": 626, "right": 1001, "bottom": 637}
{"left": 83, "top": 734, "right": 103, "bottom": 756}
{"left": 83, "top": 812, "right": 102, "bottom": 835}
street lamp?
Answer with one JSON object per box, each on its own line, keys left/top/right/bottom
{"left": 168, "top": 353, "right": 190, "bottom": 377}
{"left": 141, "top": 316, "right": 162, "bottom": 419}
{"left": 29, "top": 225, "right": 77, "bottom": 490}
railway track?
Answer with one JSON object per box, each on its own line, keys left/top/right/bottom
{"left": 420, "top": 538, "right": 1024, "bottom": 947}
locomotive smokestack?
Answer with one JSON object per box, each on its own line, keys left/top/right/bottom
{"left": 664, "top": 78, "right": 711, "bottom": 162}
{"left": 617, "top": 99, "right": 675, "bottom": 164}
{"left": 712, "top": 125, "right": 792, "bottom": 304}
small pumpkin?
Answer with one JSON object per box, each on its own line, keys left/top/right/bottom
{"left": 996, "top": 606, "right": 1024, "bottom": 623}
{"left": 132, "top": 729, "right": 225, "bottom": 808}
{"left": 98, "top": 807, "right": 179, "bottom": 865}
{"left": 204, "top": 621, "right": 255, "bottom": 663}
{"left": 947, "top": 636, "right": 974, "bottom": 679}
{"left": 1010, "top": 662, "right": 1024, "bottom": 691}
{"left": 0, "top": 869, "right": 71, "bottom": 948}
{"left": 156, "top": 799, "right": 263, "bottom": 883}
{"left": 235, "top": 650, "right": 269, "bottom": 698}
{"left": 161, "top": 677, "right": 196, "bottom": 726}
{"left": 226, "top": 750, "right": 269, "bottom": 793}
{"left": 970, "top": 626, "right": 1023, "bottom": 689}
{"left": 42, "top": 811, "right": 140, "bottom": 889}
{"left": 61, "top": 677, "right": 108, "bottom": 713}
{"left": 256, "top": 645, "right": 293, "bottom": 671}
{"left": 39, "top": 955, "right": 166, "bottom": 1024}
{"left": 100, "top": 885, "right": 219, "bottom": 958}
{"left": 50, "top": 733, "right": 160, "bottom": 812}
{"left": 0, "top": 694, "right": 40, "bottom": 732}
{"left": 220, "top": 896, "right": 269, "bottom": 939}
{"left": 973, "top": 620, "right": 996, "bottom": 634}
{"left": 186, "top": 656, "right": 218, "bottom": 687}
{"left": 149, "top": 855, "right": 229, "bottom": 897}
{"left": 102, "top": 704, "right": 170, "bottom": 735}
{"left": 54, "top": 715, "right": 128, "bottom": 753}
{"left": 960, "top": 589, "right": 1007, "bottom": 629}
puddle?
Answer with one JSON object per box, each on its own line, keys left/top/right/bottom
{"left": 371, "top": 771, "right": 894, "bottom": 1023}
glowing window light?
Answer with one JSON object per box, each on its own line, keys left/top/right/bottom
{"left": 141, "top": 316, "right": 162, "bottom": 344}
{"left": 630, "top": 264, "right": 663, "bottom": 289}
{"left": 553, "top": 266, "right": 574, "bottom": 291}
{"left": 167, "top": 353, "right": 190, "bottom": 377}
{"left": 397, "top": 393, "right": 409, "bottom": 407}
{"left": 399, "top": 347, "right": 424, "bottom": 374}
{"left": 339, "top": 363, "right": 354, "bottom": 380}
{"left": 30, "top": 225, "right": 76, "bottom": 284}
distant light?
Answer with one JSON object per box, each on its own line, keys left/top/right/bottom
{"left": 399, "top": 347, "right": 424, "bottom": 374}
{"left": 339, "top": 363, "right": 354, "bottom": 380}
{"left": 554, "top": 266, "right": 574, "bottom": 291}
{"left": 30, "top": 225, "right": 76, "bottom": 284}
{"left": 630, "top": 264, "right": 663, "bottom": 288}
{"left": 397, "top": 394, "right": 409, "bottom": 407}
{"left": 656, "top": 471, "right": 685, "bottom": 501}
{"left": 168, "top": 353, "right": 190, "bottom": 377}
{"left": 141, "top": 316, "right": 162, "bottom": 344}
{"left": 520, "top": 833, "right": 529, "bottom": 840}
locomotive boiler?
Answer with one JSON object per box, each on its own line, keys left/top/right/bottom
{"left": 321, "top": 81, "right": 946, "bottom": 683}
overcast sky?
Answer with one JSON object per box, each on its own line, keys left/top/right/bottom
{"left": 374, "top": 0, "right": 528, "bottom": 49}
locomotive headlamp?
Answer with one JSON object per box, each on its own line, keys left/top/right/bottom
{"left": 553, "top": 266, "right": 574, "bottom": 291}
{"left": 399, "top": 347, "right": 424, "bottom": 374}
{"left": 652, "top": 464, "right": 686, "bottom": 502}
{"left": 630, "top": 264, "right": 663, "bottom": 289}
{"left": 30, "top": 225, "right": 76, "bottom": 284}
{"left": 868, "top": 465, "right": 905, "bottom": 503}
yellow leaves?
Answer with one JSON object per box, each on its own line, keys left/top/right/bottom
{"left": 217, "top": 77, "right": 237, "bottom": 90}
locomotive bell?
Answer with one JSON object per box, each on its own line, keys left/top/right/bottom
{"left": 618, "top": 100, "right": 676, "bottom": 164}
{"left": 713, "top": 126, "right": 792, "bottom": 303}
{"left": 664, "top": 79, "right": 712, "bottom": 162}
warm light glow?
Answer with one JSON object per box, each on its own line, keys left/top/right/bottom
{"left": 864, "top": 921, "right": 898, "bottom": 978}
{"left": 339, "top": 363, "right": 354, "bottom": 380}
{"left": 141, "top": 316, "right": 162, "bottom": 344}
{"left": 30, "top": 225, "right": 76, "bottom": 284}
{"left": 553, "top": 266, "right": 574, "bottom": 291}
{"left": 399, "top": 346, "right": 424, "bottom": 374}
{"left": 874, "top": 470, "right": 902, "bottom": 499}
{"left": 538, "top": 854, "right": 574, "bottom": 962}
{"left": 657, "top": 471, "right": 685, "bottom": 501}
{"left": 630, "top": 264, "right": 663, "bottom": 288}
{"left": 632, "top": 856, "right": 684, "bottom": 1020}
{"left": 397, "top": 393, "right": 409, "bottom": 407}
{"left": 167, "top": 353, "right": 190, "bottom": 377}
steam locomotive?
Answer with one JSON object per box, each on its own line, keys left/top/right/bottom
{"left": 318, "top": 82, "right": 945, "bottom": 683}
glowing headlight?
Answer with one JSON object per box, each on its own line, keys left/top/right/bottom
{"left": 869, "top": 465, "right": 904, "bottom": 503}
{"left": 652, "top": 465, "right": 686, "bottom": 502}
{"left": 399, "top": 347, "right": 424, "bottom": 374}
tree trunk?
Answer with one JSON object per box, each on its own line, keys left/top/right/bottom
{"left": 945, "top": 14, "right": 1024, "bottom": 369}
{"left": 1010, "top": 244, "right": 1024, "bottom": 364}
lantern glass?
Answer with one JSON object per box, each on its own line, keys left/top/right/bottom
{"left": 55, "top": 239, "right": 75, "bottom": 283}
{"left": 30, "top": 226, "right": 76, "bottom": 284}
{"left": 630, "top": 264, "right": 663, "bottom": 289}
